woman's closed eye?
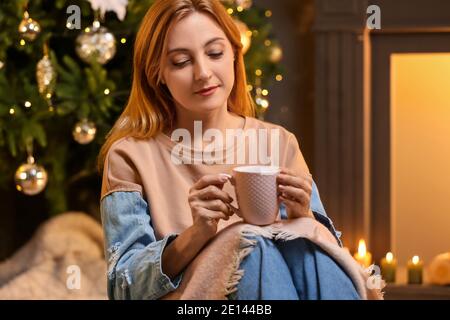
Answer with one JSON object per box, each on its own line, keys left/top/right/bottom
{"left": 173, "top": 52, "right": 224, "bottom": 68}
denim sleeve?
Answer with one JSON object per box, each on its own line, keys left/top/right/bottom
{"left": 100, "top": 191, "right": 183, "bottom": 300}
{"left": 280, "top": 180, "right": 343, "bottom": 247}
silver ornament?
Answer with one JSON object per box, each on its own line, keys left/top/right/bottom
{"left": 73, "top": 119, "right": 97, "bottom": 144}
{"left": 15, "top": 155, "right": 48, "bottom": 195}
{"left": 36, "top": 54, "right": 56, "bottom": 97}
{"left": 18, "top": 11, "right": 41, "bottom": 41}
{"left": 76, "top": 21, "right": 116, "bottom": 65}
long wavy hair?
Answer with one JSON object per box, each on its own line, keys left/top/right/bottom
{"left": 97, "top": 0, "right": 256, "bottom": 172}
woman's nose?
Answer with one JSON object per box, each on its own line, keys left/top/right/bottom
{"left": 194, "top": 58, "right": 212, "bottom": 81}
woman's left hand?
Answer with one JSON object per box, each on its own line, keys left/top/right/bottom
{"left": 277, "top": 167, "right": 315, "bottom": 219}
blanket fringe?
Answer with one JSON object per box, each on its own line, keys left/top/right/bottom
{"left": 224, "top": 225, "right": 274, "bottom": 296}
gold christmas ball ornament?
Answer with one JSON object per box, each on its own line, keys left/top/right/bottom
{"left": 269, "top": 44, "right": 283, "bottom": 63}
{"left": 233, "top": 19, "right": 251, "bottom": 55}
{"left": 73, "top": 119, "right": 97, "bottom": 144}
{"left": 76, "top": 21, "right": 116, "bottom": 65}
{"left": 36, "top": 54, "right": 56, "bottom": 97}
{"left": 18, "top": 11, "right": 41, "bottom": 41}
{"left": 15, "top": 156, "right": 48, "bottom": 195}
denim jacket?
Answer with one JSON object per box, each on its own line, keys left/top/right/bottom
{"left": 100, "top": 181, "right": 342, "bottom": 300}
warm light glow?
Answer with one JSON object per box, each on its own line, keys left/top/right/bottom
{"left": 66, "top": 22, "right": 72, "bottom": 29}
{"left": 255, "top": 69, "right": 262, "bottom": 76}
{"left": 262, "top": 89, "right": 268, "bottom": 96}
{"left": 20, "top": 39, "right": 26, "bottom": 46}
{"left": 264, "top": 39, "right": 271, "bottom": 47}
{"left": 104, "top": 88, "right": 110, "bottom": 95}
{"left": 412, "top": 255, "right": 420, "bottom": 265}
{"left": 227, "top": 8, "right": 233, "bottom": 15}
{"left": 121, "top": 38, "right": 126, "bottom": 44}
{"left": 9, "top": 108, "right": 15, "bottom": 115}
{"left": 93, "top": 20, "right": 100, "bottom": 28}
{"left": 46, "top": 93, "right": 52, "bottom": 99}
{"left": 265, "top": 10, "right": 272, "bottom": 17}
{"left": 247, "top": 84, "right": 253, "bottom": 91}
{"left": 391, "top": 53, "right": 450, "bottom": 267}
{"left": 85, "top": 27, "right": 91, "bottom": 33}
{"left": 386, "top": 252, "right": 394, "bottom": 263}
{"left": 357, "top": 239, "right": 367, "bottom": 257}
{"left": 237, "top": 6, "right": 243, "bottom": 12}
{"left": 24, "top": 101, "right": 31, "bottom": 108}
{"left": 275, "top": 74, "right": 283, "bottom": 81}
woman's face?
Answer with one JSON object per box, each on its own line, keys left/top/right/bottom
{"left": 161, "top": 11, "right": 235, "bottom": 115}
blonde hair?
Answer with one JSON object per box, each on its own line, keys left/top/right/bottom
{"left": 97, "top": 0, "right": 256, "bottom": 172}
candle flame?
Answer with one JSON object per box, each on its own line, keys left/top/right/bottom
{"left": 412, "top": 255, "right": 420, "bottom": 265}
{"left": 357, "top": 239, "right": 367, "bottom": 257}
{"left": 386, "top": 252, "right": 394, "bottom": 263}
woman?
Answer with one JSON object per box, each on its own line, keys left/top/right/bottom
{"left": 98, "top": 0, "right": 360, "bottom": 300}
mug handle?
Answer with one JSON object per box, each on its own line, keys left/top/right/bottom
{"left": 219, "top": 173, "right": 242, "bottom": 217}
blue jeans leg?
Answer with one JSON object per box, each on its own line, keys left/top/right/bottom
{"left": 276, "top": 237, "right": 361, "bottom": 300}
{"left": 232, "top": 236, "right": 360, "bottom": 300}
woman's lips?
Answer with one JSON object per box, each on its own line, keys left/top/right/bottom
{"left": 196, "top": 86, "right": 219, "bottom": 96}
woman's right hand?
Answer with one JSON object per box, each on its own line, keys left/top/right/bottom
{"left": 188, "top": 173, "right": 235, "bottom": 238}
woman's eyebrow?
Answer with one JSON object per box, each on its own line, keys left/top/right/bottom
{"left": 167, "top": 37, "right": 225, "bottom": 55}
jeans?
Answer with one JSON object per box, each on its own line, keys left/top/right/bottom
{"left": 232, "top": 236, "right": 360, "bottom": 300}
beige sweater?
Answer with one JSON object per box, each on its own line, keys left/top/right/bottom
{"left": 101, "top": 116, "right": 310, "bottom": 240}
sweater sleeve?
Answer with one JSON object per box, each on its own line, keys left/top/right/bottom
{"left": 283, "top": 132, "right": 343, "bottom": 246}
{"left": 101, "top": 140, "right": 143, "bottom": 199}
{"left": 283, "top": 132, "right": 311, "bottom": 176}
{"left": 100, "top": 191, "right": 183, "bottom": 300}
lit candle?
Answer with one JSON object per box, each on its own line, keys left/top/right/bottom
{"left": 381, "top": 252, "right": 397, "bottom": 283}
{"left": 353, "top": 239, "right": 372, "bottom": 268}
{"left": 407, "top": 255, "right": 423, "bottom": 284}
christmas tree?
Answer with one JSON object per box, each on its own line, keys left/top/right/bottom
{"left": 0, "top": 0, "right": 284, "bottom": 215}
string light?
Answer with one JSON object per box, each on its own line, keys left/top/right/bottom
{"left": 265, "top": 10, "right": 272, "bottom": 17}
{"left": 247, "top": 84, "right": 253, "bottom": 91}
{"left": 66, "top": 22, "right": 72, "bottom": 29}
{"left": 84, "top": 27, "right": 91, "bottom": 32}
{"left": 46, "top": 93, "right": 52, "bottom": 99}
{"left": 275, "top": 74, "right": 283, "bottom": 81}
{"left": 264, "top": 40, "right": 271, "bottom": 47}
{"left": 227, "top": 8, "right": 233, "bottom": 15}
{"left": 104, "top": 88, "right": 110, "bottom": 95}
{"left": 262, "top": 89, "right": 269, "bottom": 96}
{"left": 20, "top": 39, "right": 26, "bottom": 46}
{"left": 237, "top": 6, "right": 243, "bottom": 12}
{"left": 255, "top": 69, "right": 262, "bottom": 76}
{"left": 24, "top": 101, "right": 31, "bottom": 108}
{"left": 9, "top": 107, "right": 15, "bottom": 115}
{"left": 120, "top": 38, "right": 126, "bottom": 44}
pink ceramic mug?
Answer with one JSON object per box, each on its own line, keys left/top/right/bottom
{"left": 225, "top": 165, "right": 280, "bottom": 226}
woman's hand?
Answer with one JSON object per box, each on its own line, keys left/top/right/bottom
{"left": 277, "top": 167, "right": 315, "bottom": 219}
{"left": 188, "top": 173, "right": 235, "bottom": 239}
